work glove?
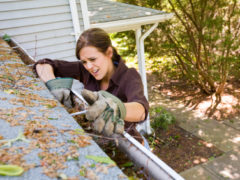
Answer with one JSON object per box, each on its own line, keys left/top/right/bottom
{"left": 82, "top": 89, "right": 126, "bottom": 136}
{"left": 45, "top": 78, "right": 73, "bottom": 108}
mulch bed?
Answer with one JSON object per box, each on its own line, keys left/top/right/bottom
{"left": 147, "top": 124, "right": 223, "bottom": 173}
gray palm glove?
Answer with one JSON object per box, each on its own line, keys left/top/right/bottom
{"left": 82, "top": 89, "right": 126, "bottom": 136}
{"left": 45, "top": 78, "right": 73, "bottom": 108}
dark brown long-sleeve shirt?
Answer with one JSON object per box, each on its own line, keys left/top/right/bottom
{"left": 34, "top": 58, "right": 149, "bottom": 142}
{"left": 35, "top": 58, "right": 149, "bottom": 118}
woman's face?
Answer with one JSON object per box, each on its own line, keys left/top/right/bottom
{"left": 79, "top": 46, "right": 113, "bottom": 81}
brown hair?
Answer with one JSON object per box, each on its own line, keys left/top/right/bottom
{"left": 75, "top": 28, "right": 120, "bottom": 62}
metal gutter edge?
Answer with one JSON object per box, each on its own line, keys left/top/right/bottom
{"left": 7, "top": 37, "right": 35, "bottom": 65}
{"left": 113, "top": 132, "right": 185, "bottom": 180}
{"left": 90, "top": 13, "right": 174, "bottom": 33}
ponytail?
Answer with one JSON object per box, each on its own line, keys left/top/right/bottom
{"left": 112, "top": 47, "right": 121, "bottom": 63}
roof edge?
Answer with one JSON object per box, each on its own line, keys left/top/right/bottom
{"left": 90, "top": 13, "right": 174, "bottom": 33}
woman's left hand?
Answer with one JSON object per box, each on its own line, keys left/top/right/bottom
{"left": 81, "top": 89, "right": 125, "bottom": 136}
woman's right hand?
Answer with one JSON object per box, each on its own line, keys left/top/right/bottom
{"left": 81, "top": 89, "right": 125, "bottom": 136}
{"left": 35, "top": 64, "right": 56, "bottom": 82}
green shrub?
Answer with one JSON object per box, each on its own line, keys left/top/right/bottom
{"left": 150, "top": 107, "right": 176, "bottom": 130}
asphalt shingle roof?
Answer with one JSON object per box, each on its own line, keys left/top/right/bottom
{"left": 87, "top": 0, "right": 166, "bottom": 24}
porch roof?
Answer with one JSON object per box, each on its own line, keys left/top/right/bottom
{"left": 87, "top": 0, "right": 173, "bottom": 32}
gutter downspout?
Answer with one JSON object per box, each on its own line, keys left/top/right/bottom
{"left": 135, "top": 23, "right": 159, "bottom": 135}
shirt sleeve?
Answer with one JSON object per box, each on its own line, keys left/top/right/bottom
{"left": 122, "top": 68, "right": 149, "bottom": 120}
{"left": 33, "top": 58, "right": 88, "bottom": 82}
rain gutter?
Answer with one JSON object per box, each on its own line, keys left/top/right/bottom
{"left": 71, "top": 84, "right": 185, "bottom": 180}
{"left": 113, "top": 132, "right": 185, "bottom": 180}
{"left": 7, "top": 37, "right": 35, "bottom": 64}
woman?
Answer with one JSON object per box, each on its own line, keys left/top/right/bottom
{"left": 34, "top": 28, "right": 149, "bottom": 145}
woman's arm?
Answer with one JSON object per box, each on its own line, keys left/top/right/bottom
{"left": 124, "top": 102, "right": 145, "bottom": 122}
{"left": 36, "top": 64, "right": 56, "bottom": 82}
{"left": 34, "top": 58, "right": 85, "bottom": 81}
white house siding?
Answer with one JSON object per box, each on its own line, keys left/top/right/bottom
{"left": 0, "top": 0, "right": 84, "bottom": 61}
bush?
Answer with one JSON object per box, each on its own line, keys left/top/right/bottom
{"left": 150, "top": 107, "right": 176, "bottom": 130}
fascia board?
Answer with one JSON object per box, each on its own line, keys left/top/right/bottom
{"left": 90, "top": 13, "right": 174, "bottom": 33}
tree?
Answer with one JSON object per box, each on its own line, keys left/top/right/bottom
{"left": 160, "top": 0, "right": 240, "bottom": 98}
{"left": 115, "top": 0, "right": 240, "bottom": 99}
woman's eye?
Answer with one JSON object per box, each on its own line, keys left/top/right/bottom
{"left": 80, "top": 58, "right": 95, "bottom": 65}
{"left": 89, "top": 57, "right": 96, "bottom": 61}
{"left": 81, "top": 60, "right": 87, "bottom": 64}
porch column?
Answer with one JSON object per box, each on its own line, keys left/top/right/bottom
{"left": 135, "top": 23, "right": 159, "bottom": 135}
{"left": 135, "top": 27, "right": 148, "bottom": 100}
{"left": 135, "top": 26, "right": 151, "bottom": 135}
{"left": 69, "top": 0, "right": 81, "bottom": 41}
{"left": 80, "top": 0, "right": 90, "bottom": 30}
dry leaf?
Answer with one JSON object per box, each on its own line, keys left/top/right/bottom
{"left": 86, "top": 169, "right": 99, "bottom": 180}
{"left": 95, "top": 164, "right": 108, "bottom": 174}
